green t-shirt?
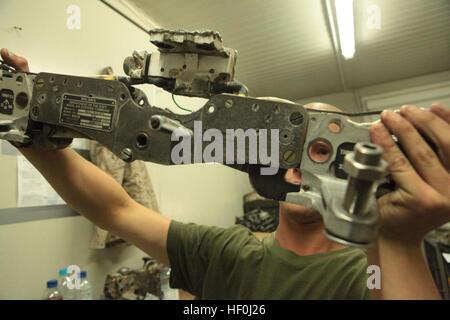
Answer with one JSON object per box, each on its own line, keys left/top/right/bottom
{"left": 167, "top": 220, "right": 370, "bottom": 300}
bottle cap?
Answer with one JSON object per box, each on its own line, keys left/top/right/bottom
{"left": 58, "top": 269, "right": 68, "bottom": 276}
{"left": 47, "top": 280, "right": 58, "bottom": 288}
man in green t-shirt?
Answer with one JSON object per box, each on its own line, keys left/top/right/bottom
{"left": 167, "top": 102, "right": 372, "bottom": 299}
{"left": 2, "top": 48, "right": 449, "bottom": 300}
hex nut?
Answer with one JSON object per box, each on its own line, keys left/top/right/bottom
{"left": 343, "top": 153, "right": 387, "bottom": 181}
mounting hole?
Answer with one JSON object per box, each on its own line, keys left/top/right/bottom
{"left": 279, "top": 129, "right": 293, "bottom": 144}
{"left": 120, "top": 93, "right": 127, "bottom": 101}
{"left": 160, "top": 68, "right": 165, "bottom": 72}
{"left": 62, "top": 78, "right": 68, "bottom": 85}
{"left": 182, "top": 64, "right": 187, "bottom": 69}
{"left": 38, "top": 93, "right": 46, "bottom": 104}
{"left": 328, "top": 119, "right": 342, "bottom": 133}
{"left": 15, "top": 92, "right": 28, "bottom": 109}
{"left": 308, "top": 138, "right": 332, "bottom": 163}
{"left": 135, "top": 133, "right": 149, "bottom": 149}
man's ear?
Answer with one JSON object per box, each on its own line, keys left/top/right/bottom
{"left": 285, "top": 168, "right": 302, "bottom": 184}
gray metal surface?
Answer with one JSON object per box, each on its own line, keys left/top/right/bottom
{"left": 0, "top": 205, "right": 80, "bottom": 226}
{"left": 0, "top": 29, "right": 393, "bottom": 247}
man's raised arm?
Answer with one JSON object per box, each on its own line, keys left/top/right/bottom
{"left": 1, "top": 48, "right": 171, "bottom": 266}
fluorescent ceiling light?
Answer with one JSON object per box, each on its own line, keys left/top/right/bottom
{"left": 334, "top": 0, "right": 355, "bottom": 60}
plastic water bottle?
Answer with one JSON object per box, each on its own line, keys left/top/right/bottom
{"left": 58, "top": 268, "right": 78, "bottom": 300}
{"left": 42, "top": 280, "right": 63, "bottom": 300}
{"left": 160, "top": 266, "right": 178, "bottom": 300}
{"left": 78, "top": 271, "right": 93, "bottom": 300}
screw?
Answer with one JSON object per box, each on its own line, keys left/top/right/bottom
{"left": 150, "top": 118, "right": 160, "bottom": 129}
{"left": 120, "top": 148, "right": 132, "bottom": 161}
{"left": 36, "top": 78, "right": 44, "bottom": 88}
{"left": 273, "top": 105, "right": 280, "bottom": 114}
{"left": 264, "top": 114, "right": 272, "bottom": 123}
{"left": 283, "top": 150, "right": 296, "bottom": 163}
{"left": 225, "top": 99, "right": 233, "bottom": 108}
{"left": 251, "top": 103, "right": 260, "bottom": 112}
{"left": 289, "top": 112, "right": 304, "bottom": 125}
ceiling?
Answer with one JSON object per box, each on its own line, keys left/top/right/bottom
{"left": 124, "top": 0, "right": 450, "bottom": 101}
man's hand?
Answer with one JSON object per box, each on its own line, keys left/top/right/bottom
{"left": 1, "top": 48, "right": 29, "bottom": 72}
{"left": 370, "top": 103, "right": 450, "bottom": 243}
{"left": 368, "top": 103, "right": 450, "bottom": 299}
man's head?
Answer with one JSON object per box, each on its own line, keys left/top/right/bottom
{"left": 280, "top": 102, "right": 343, "bottom": 224}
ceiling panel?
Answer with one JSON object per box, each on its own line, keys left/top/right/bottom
{"left": 124, "top": 0, "right": 450, "bottom": 101}
{"left": 347, "top": 0, "right": 450, "bottom": 87}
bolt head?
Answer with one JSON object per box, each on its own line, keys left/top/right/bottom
{"left": 343, "top": 153, "right": 387, "bottom": 181}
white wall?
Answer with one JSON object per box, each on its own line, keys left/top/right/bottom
{"left": 0, "top": 0, "right": 252, "bottom": 299}
{"left": 295, "top": 70, "right": 450, "bottom": 112}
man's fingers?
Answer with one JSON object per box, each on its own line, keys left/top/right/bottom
{"left": 0, "top": 48, "right": 29, "bottom": 72}
{"left": 379, "top": 110, "right": 448, "bottom": 190}
{"left": 399, "top": 105, "right": 450, "bottom": 169}
{"left": 370, "top": 121, "right": 428, "bottom": 195}
{"left": 430, "top": 103, "right": 450, "bottom": 124}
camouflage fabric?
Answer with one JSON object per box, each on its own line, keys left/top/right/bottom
{"left": 103, "top": 257, "right": 164, "bottom": 300}
{"left": 89, "top": 141, "right": 160, "bottom": 249}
